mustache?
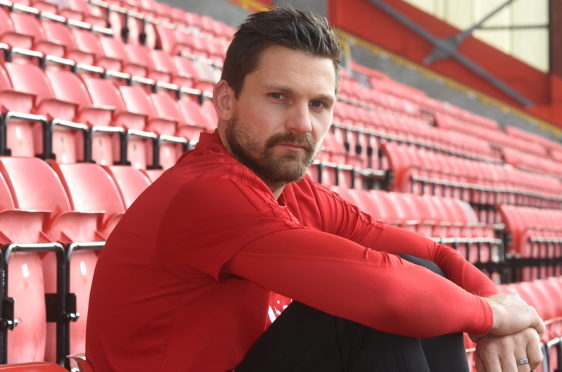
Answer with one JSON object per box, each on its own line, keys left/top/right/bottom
{"left": 265, "top": 132, "right": 314, "bottom": 153}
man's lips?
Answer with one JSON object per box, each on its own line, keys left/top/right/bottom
{"left": 275, "top": 143, "right": 309, "bottom": 151}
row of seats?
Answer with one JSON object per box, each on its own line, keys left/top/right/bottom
{"left": 0, "top": 3, "right": 222, "bottom": 93}
{"left": 330, "top": 186, "right": 501, "bottom": 266}
{"left": 505, "top": 125, "right": 562, "bottom": 158}
{"left": 503, "top": 147, "right": 562, "bottom": 178}
{"left": 382, "top": 142, "right": 562, "bottom": 208}
{"left": 0, "top": 59, "right": 217, "bottom": 168}
{"left": 500, "top": 205, "right": 562, "bottom": 256}
{"left": 333, "top": 101, "right": 501, "bottom": 164}
{"left": 434, "top": 112, "right": 548, "bottom": 157}
{"left": 0, "top": 156, "right": 155, "bottom": 365}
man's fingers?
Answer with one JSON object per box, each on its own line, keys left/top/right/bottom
{"left": 476, "top": 356, "right": 486, "bottom": 372}
{"left": 479, "top": 352, "right": 502, "bottom": 372}
{"left": 525, "top": 329, "right": 544, "bottom": 370}
{"left": 500, "top": 353, "right": 522, "bottom": 372}
{"left": 533, "top": 317, "right": 547, "bottom": 338}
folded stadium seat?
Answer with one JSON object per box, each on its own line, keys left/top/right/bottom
{"left": 71, "top": 30, "right": 122, "bottom": 72}
{"left": 0, "top": 172, "right": 52, "bottom": 364}
{"left": 103, "top": 165, "right": 151, "bottom": 208}
{"left": 41, "top": 20, "right": 94, "bottom": 65}
{"left": 499, "top": 205, "right": 562, "bottom": 280}
{"left": 367, "top": 190, "right": 403, "bottom": 225}
{"left": 98, "top": 35, "right": 146, "bottom": 77}
{"left": 0, "top": 157, "right": 107, "bottom": 363}
{"left": 380, "top": 142, "right": 422, "bottom": 193}
{"left": 9, "top": 11, "right": 65, "bottom": 58}
{"left": 81, "top": 76, "right": 154, "bottom": 167}
{"left": 175, "top": 96, "right": 211, "bottom": 142}
{"left": 45, "top": 69, "right": 114, "bottom": 127}
{"left": 0, "top": 8, "right": 34, "bottom": 50}
{"left": 30, "top": 0, "right": 61, "bottom": 13}
{"left": 2, "top": 62, "right": 89, "bottom": 162}
{"left": 183, "top": 11, "right": 203, "bottom": 31}
{"left": 50, "top": 160, "right": 125, "bottom": 237}
{"left": 384, "top": 192, "right": 425, "bottom": 233}
{"left": 544, "top": 277, "right": 562, "bottom": 338}
{"left": 0, "top": 158, "right": 73, "bottom": 363}
{"left": 0, "top": 362, "right": 68, "bottom": 371}
{"left": 0, "top": 64, "right": 39, "bottom": 156}
{"left": 172, "top": 55, "right": 198, "bottom": 89}
{"left": 57, "top": 0, "right": 107, "bottom": 26}
{"left": 118, "top": 85, "right": 180, "bottom": 168}
{"left": 154, "top": 24, "right": 194, "bottom": 56}
{"left": 149, "top": 49, "right": 179, "bottom": 85}
{"left": 44, "top": 68, "right": 120, "bottom": 162}
{"left": 123, "top": 43, "right": 163, "bottom": 80}
{"left": 190, "top": 59, "right": 220, "bottom": 93}
{"left": 149, "top": 92, "right": 188, "bottom": 166}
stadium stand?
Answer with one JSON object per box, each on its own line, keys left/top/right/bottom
{"left": 0, "top": 0, "right": 558, "bottom": 370}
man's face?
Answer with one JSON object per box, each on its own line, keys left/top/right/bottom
{"left": 222, "top": 45, "right": 337, "bottom": 185}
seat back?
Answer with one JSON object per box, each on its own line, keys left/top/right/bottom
{"left": 104, "top": 166, "right": 151, "bottom": 208}
{"left": 0, "top": 362, "right": 68, "bottom": 371}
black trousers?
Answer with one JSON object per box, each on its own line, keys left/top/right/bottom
{"left": 236, "top": 255, "right": 470, "bottom": 372}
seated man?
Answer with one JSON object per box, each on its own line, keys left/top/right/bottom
{"left": 86, "top": 8, "right": 545, "bottom": 372}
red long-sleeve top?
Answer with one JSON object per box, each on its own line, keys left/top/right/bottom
{"left": 86, "top": 131, "right": 497, "bottom": 372}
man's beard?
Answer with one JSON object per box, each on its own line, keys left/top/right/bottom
{"left": 225, "top": 116, "right": 317, "bottom": 185}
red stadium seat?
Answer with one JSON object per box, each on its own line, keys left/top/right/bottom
{"left": 104, "top": 165, "right": 151, "bottom": 207}
{"left": 41, "top": 21, "right": 93, "bottom": 65}
{"left": 172, "top": 55, "right": 197, "bottom": 88}
{"left": 0, "top": 157, "right": 71, "bottom": 363}
{"left": 45, "top": 69, "right": 114, "bottom": 128}
{"left": 149, "top": 49, "right": 179, "bottom": 83}
{"left": 123, "top": 44, "right": 155, "bottom": 78}
{"left": 0, "top": 157, "right": 105, "bottom": 362}
{"left": 2, "top": 62, "right": 86, "bottom": 162}
{"left": 149, "top": 92, "right": 188, "bottom": 168}
{"left": 81, "top": 76, "right": 150, "bottom": 166}
{"left": 71, "top": 30, "right": 121, "bottom": 72}
{"left": 50, "top": 161, "right": 125, "bottom": 238}
{"left": 98, "top": 36, "right": 145, "bottom": 77}
{"left": 0, "top": 8, "right": 33, "bottom": 49}
{"left": 0, "top": 362, "right": 68, "bottom": 371}
{"left": 10, "top": 12, "right": 64, "bottom": 57}
{"left": 58, "top": 0, "right": 106, "bottom": 26}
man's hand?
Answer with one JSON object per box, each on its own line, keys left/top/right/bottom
{"left": 482, "top": 294, "right": 546, "bottom": 338}
{"left": 475, "top": 328, "right": 543, "bottom": 372}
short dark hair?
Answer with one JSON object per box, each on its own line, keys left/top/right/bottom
{"left": 221, "top": 8, "right": 342, "bottom": 97}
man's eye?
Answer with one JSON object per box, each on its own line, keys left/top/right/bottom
{"left": 309, "top": 100, "right": 325, "bottom": 109}
{"left": 269, "top": 93, "right": 284, "bottom": 100}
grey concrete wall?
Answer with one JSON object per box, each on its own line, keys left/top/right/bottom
{"left": 273, "top": 0, "right": 327, "bottom": 16}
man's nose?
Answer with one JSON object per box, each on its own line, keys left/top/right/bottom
{"left": 285, "top": 102, "right": 312, "bottom": 134}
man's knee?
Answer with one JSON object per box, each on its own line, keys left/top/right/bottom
{"left": 399, "top": 254, "right": 445, "bottom": 277}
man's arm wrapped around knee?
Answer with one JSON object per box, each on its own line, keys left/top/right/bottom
{"left": 360, "top": 224, "right": 498, "bottom": 297}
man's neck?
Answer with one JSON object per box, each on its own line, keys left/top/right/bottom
{"left": 268, "top": 182, "right": 286, "bottom": 200}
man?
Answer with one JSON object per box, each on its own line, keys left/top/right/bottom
{"left": 86, "top": 8, "right": 545, "bottom": 372}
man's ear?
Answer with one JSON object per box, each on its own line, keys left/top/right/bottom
{"left": 213, "top": 80, "right": 236, "bottom": 121}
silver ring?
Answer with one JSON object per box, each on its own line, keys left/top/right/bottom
{"left": 516, "top": 358, "right": 529, "bottom": 366}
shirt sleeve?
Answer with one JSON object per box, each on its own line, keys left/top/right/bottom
{"left": 311, "top": 185, "right": 498, "bottom": 297}
{"left": 224, "top": 228, "right": 493, "bottom": 338}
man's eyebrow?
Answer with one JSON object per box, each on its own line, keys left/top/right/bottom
{"left": 262, "top": 84, "right": 336, "bottom": 104}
